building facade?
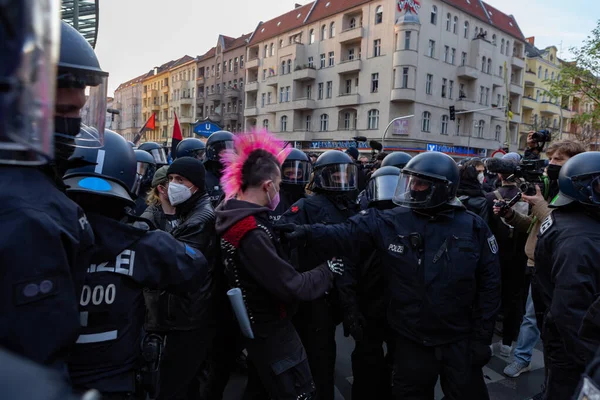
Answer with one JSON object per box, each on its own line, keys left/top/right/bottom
{"left": 196, "top": 34, "right": 251, "bottom": 133}
{"left": 243, "top": 0, "right": 526, "bottom": 157}
{"left": 168, "top": 56, "right": 197, "bottom": 141}
{"left": 112, "top": 74, "right": 144, "bottom": 141}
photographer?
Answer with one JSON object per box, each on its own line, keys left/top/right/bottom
{"left": 458, "top": 160, "right": 490, "bottom": 225}
{"left": 494, "top": 140, "right": 585, "bottom": 378}
{"left": 524, "top": 130, "right": 551, "bottom": 160}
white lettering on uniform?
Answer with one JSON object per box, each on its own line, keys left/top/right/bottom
{"left": 80, "top": 283, "right": 117, "bottom": 307}
{"left": 78, "top": 215, "right": 89, "bottom": 230}
{"left": 388, "top": 243, "right": 405, "bottom": 254}
{"left": 87, "top": 249, "right": 136, "bottom": 277}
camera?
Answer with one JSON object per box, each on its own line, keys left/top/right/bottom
{"left": 486, "top": 158, "right": 547, "bottom": 196}
{"left": 530, "top": 129, "right": 552, "bottom": 144}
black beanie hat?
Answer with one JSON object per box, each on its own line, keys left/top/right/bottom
{"left": 167, "top": 157, "right": 206, "bottom": 192}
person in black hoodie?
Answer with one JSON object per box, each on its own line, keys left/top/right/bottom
{"left": 215, "top": 132, "right": 340, "bottom": 400}
{"left": 457, "top": 160, "right": 490, "bottom": 225}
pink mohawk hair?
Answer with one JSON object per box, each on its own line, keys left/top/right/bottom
{"left": 220, "top": 129, "right": 292, "bottom": 200}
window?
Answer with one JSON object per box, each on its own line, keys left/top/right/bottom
{"left": 375, "top": 6, "right": 383, "bottom": 24}
{"left": 280, "top": 116, "right": 288, "bottom": 131}
{"left": 344, "top": 112, "right": 351, "bottom": 130}
{"left": 544, "top": 69, "right": 548, "bottom": 80}
{"left": 404, "top": 31, "right": 411, "bottom": 50}
{"left": 309, "top": 29, "right": 315, "bottom": 44}
{"left": 495, "top": 125, "right": 501, "bottom": 141}
{"left": 485, "top": 88, "right": 490, "bottom": 105}
{"left": 281, "top": 61, "right": 286, "bottom": 74}
{"left": 307, "top": 84, "right": 312, "bottom": 98}
{"left": 345, "top": 79, "right": 352, "bottom": 94}
{"left": 374, "top": 39, "right": 382, "bottom": 57}
{"left": 267, "top": 92, "right": 272, "bottom": 104}
{"left": 402, "top": 67, "right": 409, "bottom": 88}
{"left": 536, "top": 90, "right": 540, "bottom": 101}
{"left": 320, "top": 54, "right": 326, "bottom": 68}
{"left": 308, "top": 56, "right": 314, "bottom": 68}
{"left": 441, "top": 78, "right": 447, "bottom": 98}
{"left": 487, "top": 59, "right": 491, "bottom": 74}
{"left": 320, "top": 114, "right": 329, "bottom": 131}
{"left": 262, "top": 69, "right": 267, "bottom": 80}
{"left": 321, "top": 25, "right": 327, "bottom": 41}
{"left": 270, "top": 43, "right": 274, "bottom": 56}
{"left": 428, "top": 40, "right": 435, "bottom": 57}
{"left": 464, "top": 21, "right": 469, "bottom": 38}
{"left": 240, "top": 56, "right": 244, "bottom": 67}
{"left": 538, "top": 66, "right": 542, "bottom": 78}
{"left": 441, "top": 115, "right": 449, "bottom": 135}
{"left": 326, "top": 81, "right": 332, "bottom": 98}
{"left": 264, "top": 45, "right": 268, "bottom": 58}
{"left": 422, "top": 111, "right": 431, "bottom": 132}
{"left": 500, "top": 39, "right": 505, "bottom": 54}
{"left": 350, "top": 17, "right": 356, "bottom": 29}
{"left": 368, "top": 110, "right": 380, "bottom": 130}
{"left": 450, "top": 48, "right": 456, "bottom": 64}
{"left": 449, "top": 80, "right": 454, "bottom": 99}
{"left": 287, "top": 60, "right": 292, "bottom": 74}
{"left": 443, "top": 46, "right": 449, "bottom": 62}
{"left": 371, "top": 73, "right": 379, "bottom": 93}
{"left": 481, "top": 56, "right": 486, "bottom": 71}
{"left": 318, "top": 83, "right": 324, "bottom": 99}
{"left": 426, "top": 74, "right": 433, "bottom": 94}
{"left": 499, "top": 65, "right": 503, "bottom": 77}
{"left": 497, "top": 94, "right": 501, "bottom": 106}
{"left": 280, "top": 87, "right": 285, "bottom": 102}
{"left": 479, "top": 86, "right": 485, "bottom": 104}
{"left": 329, "top": 52, "right": 335, "bottom": 66}
{"left": 348, "top": 48, "right": 356, "bottom": 60}
{"left": 492, "top": 34, "right": 497, "bottom": 45}
{"left": 431, "top": 6, "right": 437, "bottom": 25}
{"left": 285, "top": 86, "right": 290, "bottom": 102}
{"left": 446, "top": 13, "right": 451, "bottom": 31}
{"left": 452, "top": 16, "right": 458, "bottom": 34}
{"left": 461, "top": 52, "right": 467, "bottom": 66}
{"left": 477, "top": 120, "right": 485, "bottom": 137}
{"left": 280, "top": 39, "right": 284, "bottom": 48}
{"left": 306, "top": 115, "right": 312, "bottom": 131}
{"left": 551, "top": 71, "right": 555, "bottom": 81}
{"left": 330, "top": 22, "right": 335, "bottom": 38}
{"left": 263, "top": 119, "right": 269, "bottom": 129}
{"left": 229, "top": 60, "right": 233, "bottom": 72}
{"left": 506, "top": 41, "right": 510, "bottom": 55}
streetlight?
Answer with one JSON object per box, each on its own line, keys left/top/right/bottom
{"left": 381, "top": 115, "right": 415, "bottom": 150}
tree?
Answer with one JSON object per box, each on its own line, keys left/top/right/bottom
{"left": 547, "top": 20, "right": 600, "bottom": 147}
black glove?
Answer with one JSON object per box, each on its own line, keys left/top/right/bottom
{"left": 343, "top": 311, "right": 366, "bottom": 342}
{"left": 470, "top": 340, "right": 492, "bottom": 367}
{"left": 327, "top": 258, "right": 344, "bottom": 275}
{"left": 274, "top": 224, "right": 311, "bottom": 242}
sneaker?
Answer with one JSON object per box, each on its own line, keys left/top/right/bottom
{"left": 503, "top": 360, "right": 531, "bottom": 377}
{"left": 490, "top": 342, "right": 513, "bottom": 357}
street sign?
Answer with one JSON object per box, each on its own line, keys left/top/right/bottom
{"left": 193, "top": 119, "right": 222, "bottom": 138}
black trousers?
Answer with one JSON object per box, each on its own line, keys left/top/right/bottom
{"left": 392, "top": 335, "right": 489, "bottom": 400}
{"left": 293, "top": 297, "right": 337, "bottom": 400}
{"left": 500, "top": 255, "right": 527, "bottom": 345}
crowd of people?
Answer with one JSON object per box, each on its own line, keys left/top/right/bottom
{"left": 2, "top": 3, "right": 600, "bottom": 400}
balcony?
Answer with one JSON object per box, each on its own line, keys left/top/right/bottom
{"left": 161, "top": 102, "right": 169, "bottom": 109}
{"left": 470, "top": 38, "right": 495, "bottom": 57}
{"left": 293, "top": 67, "right": 317, "bottom": 81}
{"left": 196, "top": 97, "right": 205, "bottom": 106}
{"left": 288, "top": 130, "right": 314, "bottom": 141}
{"left": 522, "top": 96, "right": 537, "bottom": 110}
{"left": 337, "top": 58, "right": 361, "bottom": 74}
{"left": 561, "top": 108, "right": 575, "bottom": 119}
{"left": 391, "top": 88, "right": 416, "bottom": 103}
{"left": 207, "top": 92, "right": 223, "bottom": 102}
{"left": 180, "top": 96, "right": 193, "bottom": 105}
{"left": 225, "top": 87, "right": 241, "bottom": 98}
{"left": 339, "top": 26, "right": 363, "bottom": 44}
{"left": 209, "top": 113, "right": 222, "bottom": 122}
{"left": 540, "top": 102, "right": 559, "bottom": 115}
{"left": 265, "top": 74, "right": 278, "bottom": 87}
{"left": 492, "top": 74, "right": 504, "bottom": 88}
{"left": 279, "top": 42, "right": 305, "bottom": 59}
{"left": 511, "top": 56, "right": 526, "bottom": 69}
{"left": 336, "top": 93, "right": 360, "bottom": 107}
{"left": 393, "top": 49, "right": 418, "bottom": 67}
{"left": 224, "top": 112, "right": 239, "bottom": 121}
{"left": 196, "top": 76, "right": 205, "bottom": 85}
{"left": 510, "top": 82, "right": 523, "bottom": 95}
{"left": 455, "top": 99, "right": 478, "bottom": 111}
{"left": 457, "top": 65, "right": 479, "bottom": 80}
{"left": 144, "top": 89, "right": 158, "bottom": 98}
{"left": 246, "top": 57, "right": 260, "bottom": 69}
{"left": 174, "top": 80, "right": 192, "bottom": 90}
{"left": 179, "top": 116, "right": 194, "bottom": 124}
{"left": 293, "top": 98, "right": 317, "bottom": 110}
{"left": 161, "top": 85, "right": 169, "bottom": 93}
{"left": 245, "top": 81, "right": 259, "bottom": 92}
{"left": 244, "top": 107, "right": 259, "bottom": 117}
{"left": 150, "top": 103, "right": 160, "bottom": 111}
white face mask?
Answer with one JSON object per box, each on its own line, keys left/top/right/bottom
{"left": 477, "top": 172, "right": 485, "bottom": 184}
{"left": 168, "top": 182, "right": 193, "bottom": 206}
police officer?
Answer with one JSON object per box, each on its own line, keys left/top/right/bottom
{"left": 339, "top": 166, "right": 401, "bottom": 400}
{"left": 0, "top": 6, "right": 97, "bottom": 374}
{"left": 175, "top": 137, "right": 206, "bottom": 161}
{"left": 139, "top": 141, "right": 169, "bottom": 167}
{"left": 534, "top": 151, "right": 600, "bottom": 400}
{"left": 279, "top": 150, "right": 359, "bottom": 400}
{"left": 64, "top": 130, "right": 209, "bottom": 399}
{"left": 204, "top": 130, "right": 235, "bottom": 206}
{"left": 268, "top": 148, "right": 312, "bottom": 223}
{"left": 278, "top": 152, "right": 501, "bottom": 400}
{"left": 381, "top": 151, "right": 412, "bottom": 169}
{"left": 132, "top": 149, "right": 157, "bottom": 216}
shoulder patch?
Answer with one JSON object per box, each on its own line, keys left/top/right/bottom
{"left": 487, "top": 235, "right": 498, "bottom": 254}
{"left": 185, "top": 244, "right": 198, "bottom": 259}
{"left": 539, "top": 214, "right": 554, "bottom": 236}
{"left": 291, "top": 206, "right": 299, "bottom": 214}
{"left": 360, "top": 210, "right": 368, "bottom": 216}
{"left": 223, "top": 215, "right": 258, "bottom": 248}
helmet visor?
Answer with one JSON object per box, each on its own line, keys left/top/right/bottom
{"left": 208, "top": 140, "right": 234, "bottom": 160}
{"left": 0, "top": 0, "right": 60, "bottom": 165}
{"left": 149, "top": 147, "right": 168, "bottom": 165}
{"left": 189, "top": 148, "right": 206, "bottom": 161}
{"left": 367, "top": 175, "right": 399, "bottom": 203}
{"left": 282, "top": 160, "right": 312, "bottom": 185}
{"left": 572, "top": 174, "right": 600, "bottom": 205}
{"left": 317, "top": 164, "right": 357, "bottom": 191}
{"left": 393, "top": 173, "right": 447, "bottom": 209}
{"left": 131, "top": 162, "right": 155, "bottom": 196}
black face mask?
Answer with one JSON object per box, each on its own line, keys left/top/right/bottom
{"left": 54, "top": 116, "right": 82, "bottom": 160}
{"left": 547, "top": 164, "right": 562, "bottom": 181}
{"left": 410, "top": 188, "right": 431, "bottom": 203}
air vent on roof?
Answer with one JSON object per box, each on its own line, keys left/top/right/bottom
{"left": 509, "top": 22, "right": 513, "bottom": 26}
{"left": 297, "top": 13, "right": 302, "bottom": 18}
{"left": 326, "top": 2, "right": 330, "bottom": 7}
{"left": 489, "top": 11, "right": 493, "bottom": 16}
{"left": 466, "top": 0, "right": 470, "bottom": 3}
{"left": 261, "top": 28, "right": 265, "bottom": 32}
{"left": 277, "top": 21, "right": 281, "bottom": 26}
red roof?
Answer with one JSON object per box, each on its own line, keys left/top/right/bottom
{"left": 226, "top": 33, "right": 252, "bottom": 51}
{"left": 171, "top": 55, "right": 195, "bottom": 69}
{"left": 248, "top": 2, "right": 315, "bottom": 45}
{"left": 444, "top": 0, "right": 488, "bottom": 24}
{"left": 482, "top": 2, "right": 525, "bottom": 41}
{"left": 305, "top": 0, "right": 371, "bottom": 24}
{"left": 115, "top": 72, "right": 146, "bottom": 91}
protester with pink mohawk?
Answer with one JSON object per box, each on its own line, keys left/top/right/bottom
{"left": 214, "top": 129, "right": 341, "bottom": 400}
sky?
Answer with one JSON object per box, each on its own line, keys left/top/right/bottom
{"left": 95, "top": 0, "right": 600, "bottom": 97}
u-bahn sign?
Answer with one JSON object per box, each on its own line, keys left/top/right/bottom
{"left": 193, "top": 119, "right": 222, "bottom": 138}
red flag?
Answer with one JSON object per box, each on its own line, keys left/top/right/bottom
{"left": 133, "top": 113, "right": 156, "bottom": 145}
{"left": 171, "top": 112, "right": 183, "bottom": 158}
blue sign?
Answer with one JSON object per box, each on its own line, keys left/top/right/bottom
{"left": 193, "top": 119, "right": 222, "bottom": 138}
{"left": 309, "top": 141, "right": 369, "bottom": 150}
{"left": 427, "top": 143, "right": 486, "bottom": 156}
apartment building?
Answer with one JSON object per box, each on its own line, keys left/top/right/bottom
{"left": 243, "top": 0, "right": 526, "bottom": 156}
{"left": 141, "top": 60, "right": 176, "bottom": 144}
{"left": 196, "top": 34, "right": 251, "bottom": 132}
{"left": 521, "top": 37, "right": 574, "bottom": 149}
{"left": 112, "top": 73, "right": 145, "bottom": 141}
{"left": 168, "top": 55, "right": 197, "bottom": 140}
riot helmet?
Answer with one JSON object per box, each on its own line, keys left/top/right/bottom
{"left": 281, "top": 148, "right": 312, "bottom": 185}
{"left": 381, "top": 152, "right": 412, "bottom": 169}
{"left": 138, "top": 141, "right": 168, "bottom": 166}
{"left": 132, "top": 149, "right": 156, "bottom": 197}
{"left": 55, "top": 21, "right": 108, "bottom": 158}
{"left": 551, "top": 151, "right": 600, "bottom": 208}
{"left": 312, "top": 150, "right": 357, "bottom": 192}
{"left": 0, "top": 0, "right": 60, "bottom": 165}
{"left": 393, "top": 152, "right": 461, "bottom": 209}
{"left": 127, "top": 141, "right": 135, "bottom": 148}
{"left": 63, "top": 128, "right": 137, "bottom": 207}
{"left": 206, "top": 131, "right": 234, "bottom": 162}
{"left": 367, "top": 166, "right": 401, "bottom": 205}
{"left": 176, "top": 138, "right": 206, "bottom": 160}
